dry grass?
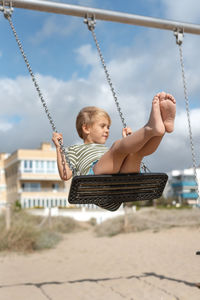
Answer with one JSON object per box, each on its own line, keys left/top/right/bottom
{"left": 0, "top": 210, "right": 84, "bottom": 253}
{"left": 95, "top": 207, "right": 200, "bottom": 237}
{"left": 42, "top": 215, "right": 83, "bottom": 233}
{"left": 1, "top": 207, "right": 200, "bottom": 251}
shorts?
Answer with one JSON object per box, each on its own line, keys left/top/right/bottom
{"left": 87, "top": 160, "right": 98, "bottom": 175}
{"left": 87, "top": 160, "right": 143, "bottom": 175}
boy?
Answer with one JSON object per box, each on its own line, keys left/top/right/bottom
{"left": 52, "top": 92, "right": 176, "bottom": 180}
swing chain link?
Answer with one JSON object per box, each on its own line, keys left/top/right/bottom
{"left": 84, "top": 16, "right": 127, "bottom": 129}
{"left": 84, "top": 16, "right": 149, "bottom": 173}
{"left": 174, "top": 29, "right": 200, "bottom": 203}
{"left": 0, "top": 0, "right": 13, "bottom": 17}
{"left": 3, "top": 8, "right": 77, "bottom": 176}
{"left": 2, "top": 7, "right": 149, "bottom": 175}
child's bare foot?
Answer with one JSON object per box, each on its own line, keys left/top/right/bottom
{"left": 158, "top": 92, "right": 176, "bottom": 133}
{"left": 146, "top": 96, "right": 165, "bottom": 136}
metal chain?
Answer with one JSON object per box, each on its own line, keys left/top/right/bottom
{"left": 3, "top": 9, "right": 76, "bottom": 176}
{"left": 85, "top": 16, "right": 150, "bottom": 172}
{"left": 84, "top": 16, "right": 127, "bottom": 128}
{"left": 2, "top": 7, "right": 149, "bottom": 174}
{"left": 174, "top": 29, "right": 200, "bottom": 203}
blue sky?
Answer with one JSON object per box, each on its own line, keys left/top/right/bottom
{"left": 0, "top": 0, "right": 200, "bottom": 172}
{"left": 0, "top": 0, "right": 163, "bottom": 79}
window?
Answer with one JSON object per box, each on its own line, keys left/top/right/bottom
{"left": 47, "top": 161, "right": 56, "bottom": 173}
{"left": 23, "top": 160, "right": 33, "bottom": 173}
{"left": 52, "top": 183, "right": 59, "bottom": 190}
{"left": 22, "top": 182, "right": 41, "bottom": 191}
{"left": 35, "top": 160, "right": 45, "bottom": 173}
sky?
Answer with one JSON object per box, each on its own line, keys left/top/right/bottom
{"left": 0, "top": 0, "right": 200, "bottom": 173}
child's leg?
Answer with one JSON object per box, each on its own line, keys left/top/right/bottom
{"left": 119, "top": 93, "right": 176, "bottom": 173}
{"left": 119, "top": 136, "right": 164, "bottom": 173}
{"left": 94, "top": 92, "right": 176, "bottom": 175}
{"left": 137, "top": 136, "right": 163, "bottom": 157}
{"left": 94, "top": 95, "right": 165, "bottom": 174}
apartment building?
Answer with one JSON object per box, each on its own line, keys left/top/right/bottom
{"left": 167, "top": 167, "right": 200, "bottom": 205}
{"left": 0, "top": 153, "right": 8, "bottom": 207}
{"left": 0, "top": 142, "right": 71, "bottom": 208}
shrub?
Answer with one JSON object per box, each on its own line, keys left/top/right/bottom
{"left": 0, "top": 210, "right": 82, "bottom": 253}
{"left": 34, "top": 230, "right": 61, "bottom": 251}
{"left": 43, "top": 216, "right": 81, "bottom": 234}
{"left": 95, "top": 207, "right": 200, "bottom": 237}
{"left": 95, "top": 216, "right": 125, "bottom": 237}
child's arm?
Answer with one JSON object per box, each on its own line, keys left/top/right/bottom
{"left": 52, "top": 132, "right": 73, "bottom": 181}
{"left": 122, "top": 127, "right": 133, "bottom": 138}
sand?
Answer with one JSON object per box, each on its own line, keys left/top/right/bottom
{"left": 0, "top": 210, "right": 200, "bottom": 300}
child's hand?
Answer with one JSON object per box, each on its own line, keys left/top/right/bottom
{"left": 122, "top": 127, "right": 133, "bottom": 138}
{"left": 52, "top": 132, "right": 63, "bottom": 148}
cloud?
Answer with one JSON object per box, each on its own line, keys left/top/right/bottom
{"left": 161, "top": 0, "right": 200, "bottom": 22}
{"left": 75, "top": 44, "right": 100, "bottom": 67}
{"left": 0, "top": 121, "right": 13, "bottom": 132}
{"left": 30, "top": 15, "right": 81, "bottom": 44}
{"left": 1, "top": 17, "right": 200, "bottom": 173}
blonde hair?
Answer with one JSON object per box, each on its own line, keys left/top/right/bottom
{"left": 76, "top": 106, "right": 111, "bottom": 139}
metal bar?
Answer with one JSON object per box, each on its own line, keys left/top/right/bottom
{"left": 1, "top": 0, "right": 200, "bottom": 35}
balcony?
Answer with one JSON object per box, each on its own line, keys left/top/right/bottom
{"left": 20, "top": 188, "right": 67, "bottom": 192}
{"left": 18, "top": 172, "right": 61, "bottom": 181}
{"left": 180, "top": 192, "right": 198, "bottom": 199}
{"left": 172, "top": 181, "right": 197, "bottom": 188}
{"left": 19, "top": 188, "right": 69, "bottom": 198}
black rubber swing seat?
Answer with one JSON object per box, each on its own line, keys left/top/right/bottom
{"left": 68, "top": 172, "right": 168, "bottom": 211}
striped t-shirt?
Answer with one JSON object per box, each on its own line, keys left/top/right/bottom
{"left": 66, "top": 143, "right": 108, "bottom": 175}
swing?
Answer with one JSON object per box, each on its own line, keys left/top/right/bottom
{"left": 69, "top": 173, "right": 168, "bottom": 211}
{"left": 3, "top": 9, "right": 168, "bottom": 211}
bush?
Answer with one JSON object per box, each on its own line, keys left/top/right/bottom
{"left": 95, "top": 207, "right": 200, "bottom": 237}
{"left": 155, "top": 196, "right": 177, "bottom": 207}
{"left": 34, "top": 230, "right": 61, "bottom": 251}
{"left": 43, "top": 216, "right": 82, "bottom": 234}
{"left": 89, "top": 217, "right": 97, "bottom": 226}
{"left": 0, "top": 210, "right": 83, "bottom": 253}
{"left": 95, "top": 216, "right": 125, "bottom": 237}
{"left": 13, "top": 200, "right": 22, "bottom": 211}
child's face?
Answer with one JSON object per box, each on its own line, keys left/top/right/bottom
{"left": 85, "top": 116, "right": 110, "bottom": 144}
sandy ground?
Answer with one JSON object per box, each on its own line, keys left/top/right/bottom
{"left": 0, "top": 211, "right": 200, "bottom": 300}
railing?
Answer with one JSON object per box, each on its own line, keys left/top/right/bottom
{"left": 20, "top": 188, "right": 67, "bottom": 193}
{"left": 1, "top": 0, "right": 200, "bottom": 35}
